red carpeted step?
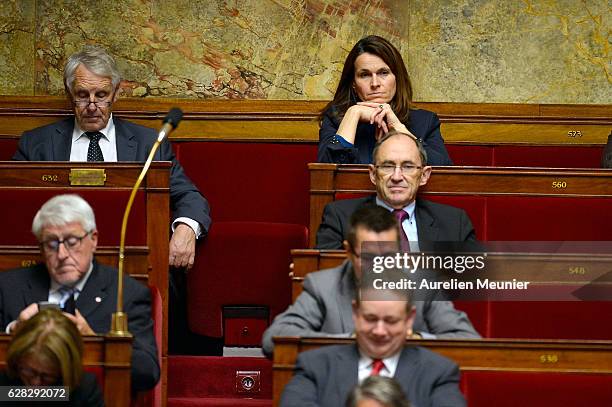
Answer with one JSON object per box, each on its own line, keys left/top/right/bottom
{"left": 168, "top": 397, "right": 271, "bottom": 407}
{"left": 168, "top": 356, "right": 272, "bottom": 399}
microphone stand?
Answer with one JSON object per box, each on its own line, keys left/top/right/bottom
{"left": 109, "top": 109, "right": 183, "bottom": 336}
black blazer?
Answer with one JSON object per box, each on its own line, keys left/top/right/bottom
{"left": 315, "top": 196, "right": 477, "bottom": 249}
{"left": 0, "top": 371, "right": 104, "bottom": 406}
{"left": 318, "top": 107, "right": 453, "bottom": 166}
{"left": 13, "top": 117, "right": 211, "bottom": 232}
{"left": 280, "top": 344, "right": 465, "bottom": 407}
{"left": 0, "top": 261, "right": 160, "bottom": 391}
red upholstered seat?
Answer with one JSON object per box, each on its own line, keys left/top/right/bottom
{"left": 446, "top": 145, "right": 494, "bottom": 166}
{"left": 447, "top": 144, "right": 604, "bottom": 168}
{"left": 487, "top": 196, "right": 612, "bottom": 241}
{"left": 462, "top": 371, "right": 612, "bottom": 406}
{"left": 0, "top": 189, "right": 147, "bottom": 246}
{"left": 176, "top": 141, "right": 317, "bottom": 226}
{"left": 488, "top": 301, "right": 612, "bottom": 339}
{"left": 453, "top": 301, "right": 490, "bottom": 337}
{"left": 492, "top": 145, "right": 604, "bottom": 168}
{"left": 0, "top": 139, "right": 18, "bottom": 161}
{"left": 187, "top": 221, "right": 308, "bottom": 342}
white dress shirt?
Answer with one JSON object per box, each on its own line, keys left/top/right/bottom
{"left": 376, "top": 198, "right": 419, "bottom": 251}
{"left": 70, "top": 115, "right": 201, "bottom": 237}
{"left": 358, "top": 350, "right": 402, "bottom": 382}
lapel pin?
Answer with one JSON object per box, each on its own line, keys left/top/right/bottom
{"left": 95, "top": 297, "right": 102, "bottom": 303}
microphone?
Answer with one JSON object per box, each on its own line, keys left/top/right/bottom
{"left": 157, "top": 107, "right": 184, "bottom": 142}
{"left": 111, "top": 107, "right": 184, "bottom": 336}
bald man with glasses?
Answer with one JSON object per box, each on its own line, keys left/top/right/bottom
{"left": 315, "top": 130, "right": 477, "bottom": 250}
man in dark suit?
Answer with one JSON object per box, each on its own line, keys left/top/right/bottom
{"left": 0, "top": 194, "right": 159, "bottom": 391}
{"left": 280, "top": 282, "right": 466, "bottom": 407}
{"left": 316, "top": 130, "right": 476, "bottom": 249}
{"left": 262, "top": 205, "right": 479, "bottom": 357}
{"left": 13, "top": 45, "right": 210, "bottom": 270}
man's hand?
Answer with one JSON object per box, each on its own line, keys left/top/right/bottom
{"left": 11, "top": 303, "right": 39, "bottom": 332}
{"left": 64, "top": 310, "right": 95, "bottom": 335}
{"left": 169, "top": 223, "right": 196, "bottom": 269}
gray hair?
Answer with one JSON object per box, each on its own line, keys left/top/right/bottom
{"left": 32, "top": 195, "right": 97, "bottom": 239}
{"left": 346, "top": 376, "right": 411, "bottom": 407}
{"left": 373, "top": 130, "right": 428, "bottom": 166}
{"left": 64, "top": 45, "right": 121, "bottom": 94}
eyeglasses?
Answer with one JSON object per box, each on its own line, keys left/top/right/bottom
{"left": 40, "top": 231, "right": 91, "bottom": 253}
{"left": 376, "top": 164, "right": 422, "bottom": 175}
{"left": 18, "top": 366, "right": 58, "bottom": 384}
{"left": 73, "top": 99, "right": 112, "bottom": 108}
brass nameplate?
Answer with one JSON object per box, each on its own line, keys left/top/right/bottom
{"left": 69, "top": 169, "right": 107, "bottom": 186}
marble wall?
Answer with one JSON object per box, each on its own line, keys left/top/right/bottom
{"left": 0, "top": 0, "right": 609, "bottom": 103}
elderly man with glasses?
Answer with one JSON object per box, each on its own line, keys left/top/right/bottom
{"left": 0, "top": 194, "right": 159, "bottom": 391}
{"left": 315, "top": 130, "right": 477, "bottom": 250}
{"left": 13, "top": 45, "right": 210, "bottom": 271}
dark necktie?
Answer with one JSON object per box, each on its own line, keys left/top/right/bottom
{"left": 370, "top": 359, "right": 385, "bottom": 376}
{"left": 86, "top": 131, "right": 104, "bottom": 162}
{"left": 60, "top": 287, "right": 77, "bottom": 315}
{"left": 392, "top": 209, "right": 409, "bottom": 241}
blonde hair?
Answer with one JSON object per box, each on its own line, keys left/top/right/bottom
{"left": 7, "top": 308, "right": 84, "bottom": 390}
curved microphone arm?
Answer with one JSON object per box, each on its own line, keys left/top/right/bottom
{"left": 109, "top": 108, "right": 183, "bottom": 336}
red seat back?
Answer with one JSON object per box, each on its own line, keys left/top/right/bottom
{"left": 463, "top": 371, "right": 612, "bottom": 406}
{"left": 187, "top": 222, "right": 308, "bottom": 340}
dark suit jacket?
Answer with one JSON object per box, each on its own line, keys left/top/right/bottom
{"left": 318, "top": 107, "right": 453, "bottom": 166}
{"left": 315, "top": 196, "right": 477, "bottom": 250}
{"left": 0, "top": 261, "right": 160, "bottom": 391}
{"left": 13, "top": 117, "right": 211, "bottom": 232}
{"left": 602, "top": 132, "right": 612, "bottom": 168}
{"left": 0, "top": 371, "right": 104, "bottom": 406}
{"left": 280, "top": 344, "right": 466, "bottom": 407}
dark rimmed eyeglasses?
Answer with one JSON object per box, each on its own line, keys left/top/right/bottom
{"left": 40, "top": 231, "right": 92, "bottom": 253}
{"left": 73, "top": 99, "right": 113, "bottom": 108}
{"left": 375, "top": 164, "right": 423, "bottom": 175}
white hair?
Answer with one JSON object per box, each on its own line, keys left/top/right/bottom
{"left": 64, "top": 45, "right": 121, "bottom": 93}
{"left": 32, "top": 194, "right": 97, "bottom": 239}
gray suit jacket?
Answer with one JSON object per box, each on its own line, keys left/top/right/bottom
{"left": 262, "top": 261, "right": 480, "bottom": 356}
{"left": 280, "top": 344, "right": 466, "bottom": 407}
{"left": 315, "top": 196, "right": 477, "bottom": 250}
{"left": 13, "top": 117, "right": 211, "bottom": 231}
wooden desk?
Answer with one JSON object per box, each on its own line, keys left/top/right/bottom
{"left": 272, "top": 336, "right": 612, "bottom": 407}
{"left": 0, "top": 161, "right": 169, "bottom": 406}
{"left": 0, "top": 334, "right": 132, "bottom": 406}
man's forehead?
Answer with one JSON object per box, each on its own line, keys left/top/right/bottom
{"left": 377, "top": 136, "right": 419, "bottom": 162}
{"left": 355, "top": 227, "right": 398, "bottom": 244}
{"left": 359, "top": 299, "right": 407, "bottom": 316}
{"left": 40, "top": 222, "right": 85, "bottom": 236}
{"left": 73, "top": 65, "right": 113, "bottom": 88}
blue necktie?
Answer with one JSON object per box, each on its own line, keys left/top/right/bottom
{"left": 59, "top": 286, "right": 78, "bottom": 314}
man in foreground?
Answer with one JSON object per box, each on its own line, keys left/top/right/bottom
{"left": 280, "top": 282, "right": 466, "bottom": 406}
{"left": 0, "top": 194, "right": 159, "bottom": 391}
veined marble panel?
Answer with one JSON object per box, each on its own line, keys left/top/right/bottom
{"left": 0, "top": 0, "right": 35, "bottom": 95}
{"left": 2, "top": 0, "right": 609, "bottom": 104}
{"left": 408, "top": 0, "right": 610, "bottom": 103}
{"left": 34, "top": 0, "right": 408, "bottom": 99}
